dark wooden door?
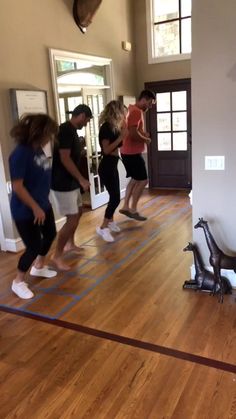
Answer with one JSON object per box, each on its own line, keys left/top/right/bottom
{"left": 145, "top": 79, "right": 191, "bottom": 189}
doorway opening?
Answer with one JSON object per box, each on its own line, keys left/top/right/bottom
{"left": 49, "top": 49, "right": 127, "bottom": 209}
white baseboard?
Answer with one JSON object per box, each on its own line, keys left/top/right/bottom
{"left": 3, "top": 217, "right": 66, "bottom": 253}
{"left": 190, "top": 264, "right": 236, "bottom": 288}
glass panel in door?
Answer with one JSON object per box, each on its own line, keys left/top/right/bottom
{"left": 82, "top": 88, "right": 109, "bottom": 209}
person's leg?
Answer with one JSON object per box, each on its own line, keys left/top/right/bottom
{"left": 120, "top": 178, "right": 136, "bottom": 212}
{"left": 64, "top": 206, "right": 83, "bottom": 252}
{"left": 51, "top": 189, "right": 82, "bottom": 268}
{"left": 102, "top": 166, "right": 120, "bottom": 228}
{"left": 52, "top": 213, "right": 80, "bottom": 270}
{"left": 128, "top": 154, "right": 148, "bottom": 219}
{"left": 32, "top": 206, "right": 57, "bottom": 275}
{"left": 12, "top": 219, "right": 42, "bottom": 298}
{"left": 130, "top": 179, "right": 148, "bottom": 213}
{"left": 97, "top": 158, "right": 119, "bottom": 242}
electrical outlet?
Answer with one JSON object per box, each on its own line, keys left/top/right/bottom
{"left": 205, "top": 156, "right": 225, "bottom": 170}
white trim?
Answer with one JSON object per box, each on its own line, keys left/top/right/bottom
{"left": 49, "top": 48, "right": 113, "bottom": 124}
{"left": 0, "top": 206, "right": 6, "bottom": 251}
{"left": 3, "top": 217, "right": 66, "bottom": 253}
{"left": 5, "top": 237, "right": 25, "bottom": 253}
{"left": 148, "top": 53, "right": 191, "bottom": 64}
{"left": 190, "top": 264, "right": 236, "bottom": 289}
{"left": 146, "top": 0, "right": 191, "bottom": 64}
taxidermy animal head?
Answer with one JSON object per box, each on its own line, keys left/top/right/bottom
{"left": 73, "top": 0, "right": 103, "bottom": 33}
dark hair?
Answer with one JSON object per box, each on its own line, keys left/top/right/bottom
{"left": 138, "top": 89, "right": 155, "bottom": 101}
{"left": 66, "top": 104, "right": 93, "bottom": 118}
{"left": 10, "top": 114, "right": 58, "bottom": 146}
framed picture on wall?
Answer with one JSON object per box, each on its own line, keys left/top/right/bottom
{"left": 9, "top": 89, "right": 51, "bottom": 156}
{"left": 9, "top": 89, "right": 48, "bottom": 122}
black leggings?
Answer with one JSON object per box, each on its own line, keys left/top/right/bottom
{"left": 98, "top": 155, "right": 120, "bottom": 220}
{"left": 14, "top": 206, "right": 56, "bottom": 273}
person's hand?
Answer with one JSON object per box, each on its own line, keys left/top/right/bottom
{"left": 33, "top": 206, "right": 45, "bottom": 225}
{"left": 80, "top": 178, "right": 90, "bottom": 191}
{"left": 145, "top": 137, "right": 151, "bottom": 145}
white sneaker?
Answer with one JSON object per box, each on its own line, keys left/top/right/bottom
{"left": 12, "top": 280, "right": 34, "bottom": 299}
{"left": 96, "top": 227, "right": 114, "bottom": 242}
{"left": 108, "top": 221, "right": 121, "bottom": 233}
{"left": 30, "top": 266, "right": 57, "bottom": 278}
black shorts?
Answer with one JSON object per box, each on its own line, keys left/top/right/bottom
{"left": 121, "top": 153, "right": 147, "bottom": 181}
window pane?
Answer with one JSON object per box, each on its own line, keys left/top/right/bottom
{"left": 181, "top": 0, "right": 191, "bottom": 17}
{"left": 154, "top": 0, "right": 179, "bottom": 22}
{"left": 59, "top": 98, "right": 66, "bottom": 123}
{"left": 173, "top": 112, "right": 187, "bottom": 131}
{"left": 156, "top": 93, "right": 170, "bottom": 111}
{"left": 94, "top": 175, "right": 99, "bottom": 194}
{"left": 172, "top": 91, "right": 186, "bottom": 110}
{"left": 154, "top": 21, "right": 179, "bottom": 57}
{"left": 182, "top": 18, "right": 191, "bottom": 53}
{"left": 157, "top": 113, "right": 171, "bottom": 131}
{"left": 158, "top": 133, "right": 171, "bottom": 150}
{"left": 173, "top": 132, "right": 187, "bottom": 150}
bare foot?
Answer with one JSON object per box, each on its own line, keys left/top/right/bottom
{"left": 63, "top": 244, "right": 84, "bottom": 254}
{"left": 50, "top": 257, "right": 70, "bottom": 271}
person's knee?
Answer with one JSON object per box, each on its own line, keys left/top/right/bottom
{"left": 27, "top": 246, "right": 41, "bottom": 262}
{"left": 137, "top": 179, "right": 148, "bottom": 188}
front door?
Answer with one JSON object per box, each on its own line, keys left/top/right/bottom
{"left": 146, "top": 79, "right": 191, "bottom": 189}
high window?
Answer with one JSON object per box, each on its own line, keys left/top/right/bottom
{"left": 146, "top": 0, "right": 192, "bottom": 63}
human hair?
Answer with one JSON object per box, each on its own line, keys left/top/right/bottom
{"left": 138, "top": 89, "right": 155, "bottom": 101}
{"left": 66, "top": 104, "right": 93, "bottom": 118}
{"left": 99, "top": 100, "right": 126, "bottom": 132}
{"left": 10, "top": 114, "right": 58, "bottom": 146}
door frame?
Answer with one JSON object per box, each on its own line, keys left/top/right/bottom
{"left": 145, "top": 78, "right": 192, "bottom": 189}
{"left": 49, "top": 48, "right": 114, "bottom": 125}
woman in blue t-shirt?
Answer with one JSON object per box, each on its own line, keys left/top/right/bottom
{"left": 9, "top": 114, "right": 58, "bottom": 299}
{"left": 96, "top": 101, "right": 127, "bottom": 242}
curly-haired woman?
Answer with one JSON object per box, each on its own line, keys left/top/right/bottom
{"left": 9, "top": 114, "right": 58, "bottom": 299}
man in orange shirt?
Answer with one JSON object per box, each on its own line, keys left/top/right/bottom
{"left": 120, "top": 90, "right": 155, "bottom": 221}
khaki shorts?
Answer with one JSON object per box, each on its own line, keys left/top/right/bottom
{"left": 50, "top": 189, "right": 82, "bottom": 216}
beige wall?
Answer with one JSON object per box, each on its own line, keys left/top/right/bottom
{"left": 192, "top": 0, "right": 236, "bottom": 262}
{"left": 0, "top": 0, "right": 136, "bottom": 240}
{"left": 134, "top": 0, "right": 191, "bottom": 92}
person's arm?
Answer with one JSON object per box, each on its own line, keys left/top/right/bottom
{"left": 128, "top": 126, "right": 151, "bottom": 144}
{"left": 102, "top": 126, "right": 127, "bottom": 155}
{"left": 12, "top": 179, "right": 45, "bottom": 224}
{"left": 59, "top": 149, "right": 90, "bottom": 191}
{"left": 127, "top": 108, "right": 151, "bottom": 144}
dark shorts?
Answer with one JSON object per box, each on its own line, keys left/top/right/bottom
{"left": 121, "top": 153, "right": 147, "bottom": 181}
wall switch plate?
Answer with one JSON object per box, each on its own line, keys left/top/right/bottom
{"left": 205, "top": 156, "right": 225, "bottom": 170}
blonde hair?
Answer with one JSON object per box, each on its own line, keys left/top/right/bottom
{"left": 99, "top": 100, "right": 125, "bottom": 132}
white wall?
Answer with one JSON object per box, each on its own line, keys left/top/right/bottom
{"left": 192, "top": 0, "right": 236, "bottom": 259}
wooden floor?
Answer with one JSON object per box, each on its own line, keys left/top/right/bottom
{"left": 1, "top": 190, "right": 236, "bottom": 418}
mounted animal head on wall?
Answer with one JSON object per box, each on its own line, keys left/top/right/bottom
{"left": 73, "top": 0, "right": 103, "bottom": 34}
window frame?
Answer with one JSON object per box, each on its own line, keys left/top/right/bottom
{"left": 146, "top": 0, "right": 191, "bottom": 64}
